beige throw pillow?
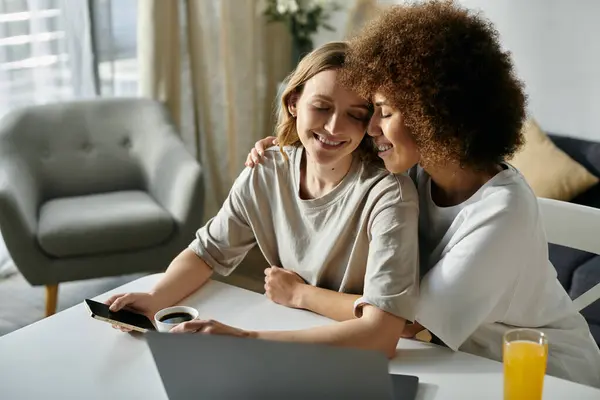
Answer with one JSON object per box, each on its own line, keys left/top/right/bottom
{"left": 509, "top": 119, "right": 599, "bottom": 201}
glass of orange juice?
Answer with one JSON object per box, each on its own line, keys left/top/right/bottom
{"left": 503, "top": 328, "right": 548, "bottom": 400}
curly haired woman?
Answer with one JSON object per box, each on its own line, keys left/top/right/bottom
{"left": 247, "top": 1, "right": 600, "bottom": 387}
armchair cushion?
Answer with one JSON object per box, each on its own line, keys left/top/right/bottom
{"left": 38, "top": 191, "right": 174, "bottom": 257}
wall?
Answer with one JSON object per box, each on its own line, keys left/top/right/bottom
{"left": 460, "top": 0, "right": 600, "bottom": 141}
{"left": 314, "top": 0, "right": 600, "bottom": 141}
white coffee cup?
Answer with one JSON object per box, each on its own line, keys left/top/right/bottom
{"left": 154, "top": 306, "right": 199, "bottom": 333}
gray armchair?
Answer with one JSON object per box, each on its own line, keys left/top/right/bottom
{"left": 0, "top": 98, "right": 203, "bottom": 316}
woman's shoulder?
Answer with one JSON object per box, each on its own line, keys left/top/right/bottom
{"left": 360, "top": 164, "right": 419, "bottom": 205}
{"left": 463, "top": 166, "right": 541, "bottom": 232}
{"left": 479, "top": 165, "right": 538, "bottom": 210}
{"left": 232, "top": 146, "right": 297, "bottom": 196}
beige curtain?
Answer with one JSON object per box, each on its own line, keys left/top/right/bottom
{"left": 138, "top": 0, "right": 292, "bottom": 220}
{"left": 345, "top": 0, "right": 385, "bottom": 39}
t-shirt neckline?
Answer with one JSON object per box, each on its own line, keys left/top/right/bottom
{"left": 426, "top": 163, "right": 515, "bottom": 212}
{"left": 292, "top": 146, "right": 361, "bottom": 210}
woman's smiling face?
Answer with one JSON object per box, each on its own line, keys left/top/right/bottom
{"left": 290, "top": 69, "right": 371, "bottom": 167}
{"left": 367, "top": 93, "right": 421, "bottom": 173}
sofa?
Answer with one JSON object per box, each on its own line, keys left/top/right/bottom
{"left": 548, "top": 134, "right": 600, "bottom": 345}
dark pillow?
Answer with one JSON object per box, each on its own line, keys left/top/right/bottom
{"left": 589, "top": 323, "right": 600, "bottom": 347}
{"left": 549, "top": 244, "right": 596, "bottom": 291}
{"left": 570, "top": 256, "right": 600, "bottom": 325}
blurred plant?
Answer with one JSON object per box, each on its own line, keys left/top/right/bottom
{"left": 263, "top": 0, "right": 341, "bottom": 64}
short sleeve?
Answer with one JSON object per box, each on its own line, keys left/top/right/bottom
{"left": 415, "top": 207, "right": 527, "bottom": 350}
{"left": 354, "top": 198, "right": 420, "bottom": 321}
{"left": 188, "top": 173, "right": 256, "bottom": 276}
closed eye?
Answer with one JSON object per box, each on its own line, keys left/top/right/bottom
{"left": 349, "top": 113, "right": 369, "bottom": 122}
{"left": 312, "top": 105, "right": 330, "bottom": 113}
{"left": 379, "top": 107, "right": 392, "bottom": 119}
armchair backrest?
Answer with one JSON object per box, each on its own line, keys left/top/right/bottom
{"left": 0, "top": 98, "right": 176, "bottom": 202}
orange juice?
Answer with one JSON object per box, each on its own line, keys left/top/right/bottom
{"left": 503, "top": 340, "right": 548, "bottom": 400}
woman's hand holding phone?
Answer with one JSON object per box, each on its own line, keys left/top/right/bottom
{"left": 105, "top": 292, "right": 162, "bottom": 332}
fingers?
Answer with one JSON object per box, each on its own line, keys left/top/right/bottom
{"left": 255, "top": 137, "right": 278, "bottom": 153}
{"left": 266, "top": 266, "right": 281, "bottom": 277}
{"left": 111, "top": 324, "right": 132, "bottom": 333}
{"left": 109, "top": 293, "right": 133, "bottom": 312}
{"left": 251, "top": 148, "right": 261, "bottom": 164}
{"left": 400, "top": 323, "right": 423, "bottom": 338}
{"left": 255, "top": 138, "right": 272, "bottom": 154}
{"left": 105, "top": 294, "right": 122, "bottom": 306}
{"left": 170, "top": 320, "right": 203, "bottom": 333}
{"left": 245, "top": 149, "right": 261, "bottom": 168}
{"left": 245, "top": 153, "right": 254, "bottom": 168}
{"left": 170, "top": 319, "right": 218, "bottom": 334}
{"left": 246, "top": 137, "right": 278, "bottom": 168}
{"left": 246, "top": 146, "right": 267, "bottom": 168}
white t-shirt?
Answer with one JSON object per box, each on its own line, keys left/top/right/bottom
{"left": 190, "top": 146, "right": 420, "bottom": 320}
{"left": 412, "top": 164, "right": 600, "bottom": 388}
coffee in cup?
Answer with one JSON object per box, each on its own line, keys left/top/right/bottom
{"left": 154, "top": 306, "right": 199, "bottom": 332}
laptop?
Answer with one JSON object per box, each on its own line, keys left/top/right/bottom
{"left": 146, "top": 332, "right": 419, "bottom": 400}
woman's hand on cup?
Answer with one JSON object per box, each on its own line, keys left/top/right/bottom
{"left": 170, "top": 318, "right": 251, "bottom": 338}
{"left": 104, "top": 292, "right": 162, "bottom": 332}
{"left": 245, "top": 137, "right": 278, "bottom": 167}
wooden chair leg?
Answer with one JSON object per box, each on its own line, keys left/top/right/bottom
{"left": 46, "top": 284, "right": 59, "bottom": 317}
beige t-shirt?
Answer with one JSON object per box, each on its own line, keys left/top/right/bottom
{"left": 189, "top": 146, "right": 419, "bottom": 320}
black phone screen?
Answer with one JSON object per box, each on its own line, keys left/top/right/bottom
{"left": 85, "top": 299, "right": 156, "bottom": 331}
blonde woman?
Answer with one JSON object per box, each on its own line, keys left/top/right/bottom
{"left": 107, "top": 42, "right": 420, "bottom": 358}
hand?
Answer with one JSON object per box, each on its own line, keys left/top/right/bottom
{"left": 264, "top": 266, "right": 306, "bottom": 309}
{"left": 245, "top": 136, "right": 278, "bottom": 167}
{"left": 400, "top": 322, "right": 432, "bottom": 342}
{"left": 170, "top": 319, "right": 251, "bottom": 338}
{"left": 104, "top": 292, "right": 163, "bottom": 332}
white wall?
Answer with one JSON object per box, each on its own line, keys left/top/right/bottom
{"left": 459, "top": 0, "right": 600, "bottom": 141}
{"left": 314, "top": 0, "right": 600, "bottom": 141}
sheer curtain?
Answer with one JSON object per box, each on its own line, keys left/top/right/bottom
{"left": 0, "top": 0, "right": 138, "bottom": 120}
{"left": 138, "top": 0, "right": 292, "bottom": 220}
{"left": 0, "top": 0, "right": 95, "bottom": 117}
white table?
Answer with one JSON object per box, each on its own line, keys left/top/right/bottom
{"left": 1, "top": 274, "right": 599, "bottom": 399}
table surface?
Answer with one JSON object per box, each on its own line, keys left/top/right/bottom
{"left": 1, "top": 274, "right": 599, "bottom": 400}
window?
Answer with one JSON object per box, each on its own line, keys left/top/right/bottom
{"left": 92, "top": 0, "right": 137, "bottom": 97}
{"left": 0, "top": 0, "right": 138, "bottom": 119}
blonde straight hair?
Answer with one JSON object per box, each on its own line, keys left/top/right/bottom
{"left": 275, "top": 42, "right": 377, "bottom": 163}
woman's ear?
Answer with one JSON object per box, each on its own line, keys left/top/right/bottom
{"left": 287, "top": 92, "right": 300, "bottom": 117}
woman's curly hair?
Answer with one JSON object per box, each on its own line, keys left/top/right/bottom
{"left": 340, "top": 0, "right": 527, "bottom": 170}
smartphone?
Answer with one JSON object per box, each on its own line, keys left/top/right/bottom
{"left": 84, "top": 299, "right": 156, "bottom": 332}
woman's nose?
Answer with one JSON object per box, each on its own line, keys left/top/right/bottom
{"left": 324, "top": 114, "right": 343, "bottom": 135}
{"left": 367, "top": 118, "right": 382, "bottom": 137}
